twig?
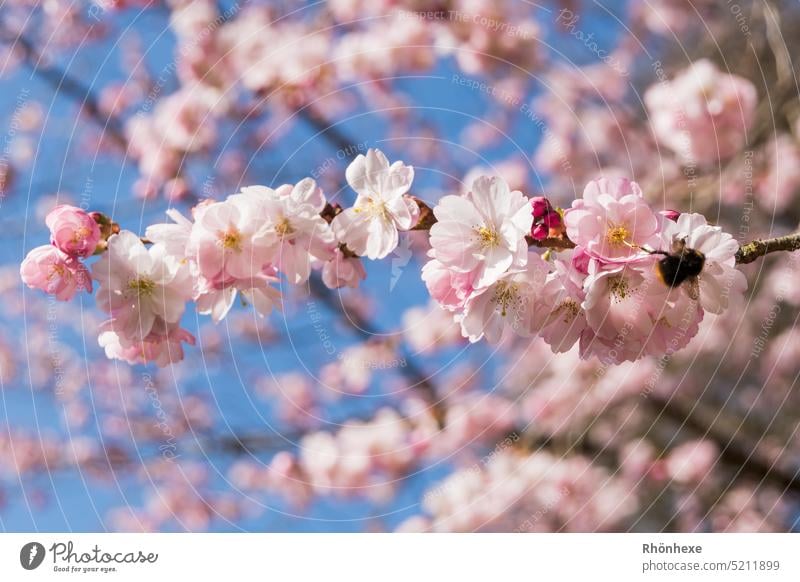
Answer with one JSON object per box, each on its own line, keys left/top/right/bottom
{"left": 735, "top": 233, "right": 800, "bottom": 264}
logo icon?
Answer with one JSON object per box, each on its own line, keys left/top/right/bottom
{"left": 20, "top": 542, "right": 46, "bottom": 570}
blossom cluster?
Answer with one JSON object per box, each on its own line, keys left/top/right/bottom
{"left": 424, "top": 176, "right": 747, "bottom": 363}
{"left": 22, "top": 148, "right": 748, "bottom": 366}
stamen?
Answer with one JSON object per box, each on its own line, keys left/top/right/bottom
{"left": 476, "top": 226, "right": 500, "bottom": 249}
{"left": 606, "top": 224, "right": 631, "bottom": 246}
{"left": 554, "top": 298, "right": 580, "bottom": 323}
{"left": 127, "top": 277, "right": 156, "bottom": 298}
{"left": 492, "top": 281, "right": 520, "bottom": 317}
{"left": 609, "top": 276, "right": 630, "bottom": 302}
{"left": 218, "top": 228, "right": 243, "bottom": 252}
{"left": 275, "top": 217, "right": 294, "bottom": 237}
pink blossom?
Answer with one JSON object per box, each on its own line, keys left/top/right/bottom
{"left": 239, "top": 178, "right": 335, "bottom": 284}
{"left": 460, "top": 253, "right": 550, "bottom": 343}
{"left": 20, "top": 245, "right": 92, "bottom": 301}
{"left": 195, "top": 271, "right": 281, "bottom": 323}
{"left": 659, "top": 212, "right": 747, "bottom": 314}
{"left": 564, "top": 177, "right": 660, "bottom": 263}
{"left": 666, "top": 439, "right": 719, "bottom": 485}
{"left": 145, "top": 208, "right": 193, "bottom": 258}
{"left": 571, "top": 245, "right": 591, "bottom": 275}
{"left": 429, "top": 176, "right": 533, "bottom": 289}
{"left": 539, "top": 255, "right": 590, "bottom": 353}
{"left": 421, "top": 258, "right": 475, "bottom": 312}
{"left": 98, "top": 321, "right": 196, "bottom": 367}
{"left": 645, "top": 59, "right": 757, "bottom": 165}
{"left": 45, "top": 205, "right": 101, "bottom": 257}
{"left": 758, "top": 134, "right": 800, "bottom": 211}
{"left": 153, "top": 87, "right": 217, "bottom": 153}
{"left": 660, "top": 209, "right": 681, "bottom": 222}
{"left": 331, "top": 149, "right": 418, "bottom": 260}
{"left": 402, "top": 301, "right": 463, "bottom": 353}
{"left": 93, "top": 231, "right": 193, "bottom": 340}
{"left": 582, "top": 259, "right": 664, "bottom": 343}
{"left": 321, "top": 248, "right": 366, "bottom": 289}
{"left": 188, "top": 195, "right": 275, "bottom": 282}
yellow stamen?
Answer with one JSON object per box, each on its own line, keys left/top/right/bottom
{"left": 275, "top": 217, "right": 294, "bottom": 237}
{"left": 218, "top": 228, "right": 243, "bottom": 252}
{"left": 606, "top": 224, "right": 630, "bottom": 246}
{"left": 354, "top": 196, "right": 389, "bottom": 221}
{"left": 554, "top": 299, "right": 580, "bottom": 323}
{"left": 492, "top": 281, "right": 520, "bottom": 317}
{"left": 72, "top": 226, "right": 91, "bottom": 242}
{"left": 609, "top": 276, "right": 629, "bottom": 302}
{"left": 476, "top": 226, "right": 500, "bottom": 249}
{"left": 48, "top": 264, "right": 66, "bottom": 280}
{"left": 127, "top": 277, "right": 156, "bottom": 298}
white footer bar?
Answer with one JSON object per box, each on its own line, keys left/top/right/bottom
{"left": 0, "top": 533, "right": 798, "bottom": 581}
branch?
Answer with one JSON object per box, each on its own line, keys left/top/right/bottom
{"left": 735, "top": 233, "right": 800, "bottom": 264}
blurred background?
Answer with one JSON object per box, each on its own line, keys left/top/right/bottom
{"left": 1, "top": 0, "right": 800, "bottom": 532}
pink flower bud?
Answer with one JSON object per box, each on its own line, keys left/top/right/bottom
{"left": 45, "top": 205, "right": 101, "bottom": 257}
{"left": 531, "top": 223, "right": 549, "bottom": 241}
{"left": 543, "top": 210, "right": 563, "bottom": 231}
{"left": 659, "top": 209, "right": 680, "bottom": 222}
{"left": 530, "top": 196, "right": 552, "bottom": 219}
{"left": 20, "top": 245, "right": 92, "bottom": 301}
{"left": 322, "top": 248, "right": 367, "bottom": 289}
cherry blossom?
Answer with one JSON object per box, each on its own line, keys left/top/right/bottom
{"left": 93, "top": 231, "right": 192, "bottom": 341}
{"left": 241, "top": 178, "right": 335, "bottom": 284}
{"left": 321, "top": 247, "right": 366, "bottom": 289}
{"left": 539, "top": 254, "right": 590, "bottom": 353}
{"left": 331, "top": 149, "right": 418, "bottom": 260}
{"left": 659, "top": 212, "right": 747, "bottom": 314}
{"left": 20, "top": 245, "right": 92, "bottom": 301}
{"left": 429, "top": 176, "right": 533, "bottom": 289}
{"left": 459, "top": 252, "right": 550, "bottom": 343}
{"left": 10, "top": 0, "right": 800, "bottom": 536}
{"left": 188, "top": 196, "right": 275, "bottom": 282}
{"left": 98, "top": 321, "right": 196, "bottom": 368}
{"left": 645, "top": 59, "right": 758, "bottom": 165}
{"left": 564, "top": 178, "right": 660, "bottom": 263}
{"left": 45, "top": 205, "right": 102, "bottom": 258}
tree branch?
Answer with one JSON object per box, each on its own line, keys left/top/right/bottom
{"left": 735, "top": 233, "right": 800, "bottom": 264}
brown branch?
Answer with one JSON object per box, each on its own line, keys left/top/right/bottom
{"left": 735, "top": 233, "right": 800, "bottom": 264}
